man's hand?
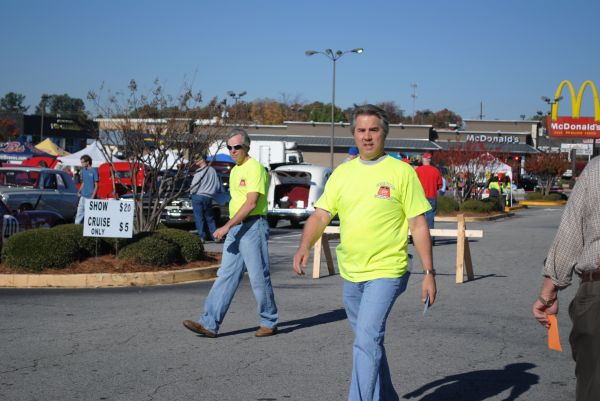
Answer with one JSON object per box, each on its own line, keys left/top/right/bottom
{"left": 213, "top": 226, "right": 230, "bottom": 241}
{"left": 533, "top": 297, "right": 559, "bottom": 328}
{"left": 422, "top": 275, "right": 437, "bottom": 306}
{"left": 293, "top": 246, "right": 310, "bottom": 276}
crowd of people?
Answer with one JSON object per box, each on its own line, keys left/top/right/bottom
{"left": 59, "top": 105, "right": 597, "bottom": 400}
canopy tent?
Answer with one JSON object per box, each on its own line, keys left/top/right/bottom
{"left": 141, "top": 149, "right": 188, "bottom": 171}
{"left": 35, "top": 138, "right": 70, "bottom": 156}
{"left": 0, "top": 139, "right": 52, "bottom": 162}
{"left": 57, "top": 141, "right": 119, "bottom": 167}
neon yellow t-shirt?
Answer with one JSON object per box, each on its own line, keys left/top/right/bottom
{"left": 315, "top": 155, "right": 431, "bottom": 282}
{"left": 228, "top": 157, "right": 269, "bottom": 217}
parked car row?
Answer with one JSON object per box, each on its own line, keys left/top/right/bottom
{"left": 0, "top": 159, "right": 333, "bottom": 239}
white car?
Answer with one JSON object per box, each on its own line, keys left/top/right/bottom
{"left": 267, "top": 164, "right": 332, "bottom": 228}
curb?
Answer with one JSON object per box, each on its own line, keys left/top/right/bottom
{"left": 505, "top": 204, "right": 527, "bottom": 212}
{"left": 435, "top": 212, "right": 513, "bottom": 222}
{"left": 0, "top": 264, "right": 219, "bottom": 289}
{"left": 519, "top": 200, "right": 567, "bottom": 207}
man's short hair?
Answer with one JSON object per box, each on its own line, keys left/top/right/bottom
{"left": 80, "top": 154, "right": 92, "bottom": 164}
{"left": 350, "top": 104, "right": 389, "bottom": 137}
{"left": 227, "top": 128, "right": 251, "bottom": 149}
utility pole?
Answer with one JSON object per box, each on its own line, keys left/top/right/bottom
{"left": 410, "top": 83, "right": 417, "bottom": 123}
{"left": 479, "top": 101, "right": 484, "bottom": 120}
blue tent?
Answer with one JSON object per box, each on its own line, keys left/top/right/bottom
{"left": 0, "top": 139, "right": 52, "bottom": 162}
{"left": 207, "top": 153, "right": 235, "bottom": 164}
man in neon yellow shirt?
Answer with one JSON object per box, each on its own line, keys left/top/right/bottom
{"left": 293, "top": 104, "right": 437, "bottom": 401}
{"left": 184, "top": 128, "right": 278, "bottom": 338}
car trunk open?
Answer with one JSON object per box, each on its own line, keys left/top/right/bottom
{"left": 272, "top": 171, "right": 311, "bottom": 209}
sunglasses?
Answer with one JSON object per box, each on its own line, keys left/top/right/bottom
{"left": 226, "top": 144, "right": 244, "bottom": 151}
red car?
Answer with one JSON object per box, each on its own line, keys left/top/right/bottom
{"left": 96, "top": 162, "right": 149, "bottom": 199}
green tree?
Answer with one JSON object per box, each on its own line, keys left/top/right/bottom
{"left": 305, "top": 101, "right": 346, "bottom": 122}
{"left": 0, "top": 92, "right": 29, "bottom": 113}
{"left": 35, "top": 94, "right": 87, "bottom": 118}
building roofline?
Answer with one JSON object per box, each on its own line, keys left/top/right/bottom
{"left": 463, "top": 119, "right": 541, "bottom": 124}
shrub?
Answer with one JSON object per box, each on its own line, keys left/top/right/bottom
{"left": 437, "top": 196, "right": 459, "bottom": 214}
{"left": 50, "top": 224, "right": 111, "bottom": 257}
{"left": 2, "top": 228, "right": 80, "bottom": 271}
{"left": 545, "top": 193, "right": 564, "bottom": 201}
{"left": 525, "top": 192, "right": 564, "bottom": 201}
{"left": 156, "top": 227, "right": 204, "bottom": 262}
{"left": 118, "top": 233, "right": 182, "bottom": 266}
{"left": 459, "top": 199, "right": 498, "bottom": 213}
{"left": 525, "top": 192, "right": 543, "bottom": 200}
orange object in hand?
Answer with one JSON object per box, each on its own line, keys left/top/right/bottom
{"left": 548, "top": 314, "right": 563, "bottom": 352}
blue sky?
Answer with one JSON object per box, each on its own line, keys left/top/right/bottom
{"left": 1, "top": 0, "right": 599, "bottom": 120}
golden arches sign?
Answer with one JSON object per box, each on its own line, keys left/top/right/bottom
{"left": 548, "top": 80, "right": 600, "bottom": 138}
{"left": 551, "top": 80, "right": 600, "bottom": 121}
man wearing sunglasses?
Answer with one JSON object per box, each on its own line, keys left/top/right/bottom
{"left": 183, "top": 128, "right": 279, "bottom": 338}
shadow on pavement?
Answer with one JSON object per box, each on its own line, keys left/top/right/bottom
{"left": 218, "top": 308, "right": 347, "bottom": 337}
{"left": 402, "top": 363, "right": 538, "bottom": 401}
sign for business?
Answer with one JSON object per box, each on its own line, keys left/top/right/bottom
{"left": 560, "top": 143, "right": 593, "bottom": 156}
{"left": 547, "top": 80, "right": 600, "bottom": 138}
{"left": 83, "top": 199, "right": 134, "bottom": 238}
{"left": 465, "top": 134, "right": 520, "bottom": 144}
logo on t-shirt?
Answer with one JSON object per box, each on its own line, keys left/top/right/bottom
{"left": 239, "top": 179, "right": 246, "bottom": 187}
{"left": 376, "top": 185, "right": 391, "bottom": 199}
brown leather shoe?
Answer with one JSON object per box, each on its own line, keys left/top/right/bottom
{"left": 255, "top": 326, "right": 278, "bottom": 337}
{"left": 183, "top": 320, "right": 217, "bottom": 338}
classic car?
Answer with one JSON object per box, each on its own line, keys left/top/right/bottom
{"left": 0, "top": 167, "right": 79, "bottom": 221}
{"left": 96, "top": 162, "right": 150, "bottom": 199}
{"left": 0, "top": 197, "right": 65, "bottom": 246}
{"left": 267, "top": 164, "right": 332, "bottom": 228}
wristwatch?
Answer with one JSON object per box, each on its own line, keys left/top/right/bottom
{"left": 537, "top": 295, "right": 556, "bottom": 307}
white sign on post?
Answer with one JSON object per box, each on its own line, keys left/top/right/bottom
{"left": 83, "top": 199, "right": 134, "bottom": 238}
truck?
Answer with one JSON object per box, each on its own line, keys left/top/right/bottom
{"left": 209, "top": 140, "right": 303, "bottom": 168}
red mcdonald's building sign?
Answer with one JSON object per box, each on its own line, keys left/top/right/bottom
{"left": 547, "top": 80, "right": 600, "bottom": 138}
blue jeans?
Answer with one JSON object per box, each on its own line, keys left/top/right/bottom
{"left": 75, "top": 196, "right": 88, "bottom": 224}
{"left": 199, "top": 217, "right": 278, "bottom": 333}
{"left": 343, "top": 275, "right": 410, "bottom": 401}
{"left": 191, "top": 194, "right": 217, "bottom": 241}
{"left": 424, "top": 198, "right": 436, "bottom": 229}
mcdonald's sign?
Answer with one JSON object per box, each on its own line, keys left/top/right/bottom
{"left": 547, "top": 80, "right": 600, "bottom": 138}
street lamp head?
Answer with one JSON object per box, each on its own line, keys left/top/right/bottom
{"left": 541, "top": 96, "right": 551, "bottom": 103}
{"left": 554, "top": 96, "right": 563, "bottom": 102}
{"left": 325, "top": 49, "right": 333, "bottom": 56}
{"left": 305, "top": 50, "right": 318, "bottom": 56}
{"left": 239, "top": 91, "right": 247, "bottom": 97}
{"left": 227, "top": 91, "right": 235, "bottom": 97}
{"left": 352, "top": 48, "right": 364, "bottom": 54}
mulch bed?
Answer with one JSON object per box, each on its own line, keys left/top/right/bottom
{"left": 0, "top": 252, "right": 222, "bottom": 275}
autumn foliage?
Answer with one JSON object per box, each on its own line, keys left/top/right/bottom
{"left": 524, "top": 152, "right": 569, "bottom": 196}
{"left": 0, "top": 117, "right": 19, "bottom": 142}
{"left": 434, "top": 143, "right": 506, "bottom": 203}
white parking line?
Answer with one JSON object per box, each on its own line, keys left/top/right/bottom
{"left": 269, "top": 233, "right": 303, "bottom": 240}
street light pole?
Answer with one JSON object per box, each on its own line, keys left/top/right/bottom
{"left": 540, "top": 95, "right": 563, "bottom": 149}
{"left": 305, "top": 48, "right": 363, "bottom": 169}
{"left": 227, "top": 91, "right": 247, "bottom": 123}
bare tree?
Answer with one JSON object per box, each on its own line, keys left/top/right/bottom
{"left": 87, "top": 79, "right": 230, "bottom": 232}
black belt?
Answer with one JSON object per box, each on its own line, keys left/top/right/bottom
{"left": 242, "top": 215, "right": 265, "bottom": 224}
{"left": 580, "top": 270, "right": 600, "bottom": 283}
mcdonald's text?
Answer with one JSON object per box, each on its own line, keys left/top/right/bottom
{"left": 547, "top": 116, "right": 600, "bottom": 138}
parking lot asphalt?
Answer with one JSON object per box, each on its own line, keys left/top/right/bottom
{"left": 0, "top": 207, "right": 576, "bottom": 401}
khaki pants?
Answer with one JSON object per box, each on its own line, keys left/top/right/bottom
{"left": 569, "top": 281, "right": 600, "bottom": 401}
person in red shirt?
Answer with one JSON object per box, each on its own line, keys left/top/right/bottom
{"left": 415, "top": 153, "right": 443, "bottom": 230}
